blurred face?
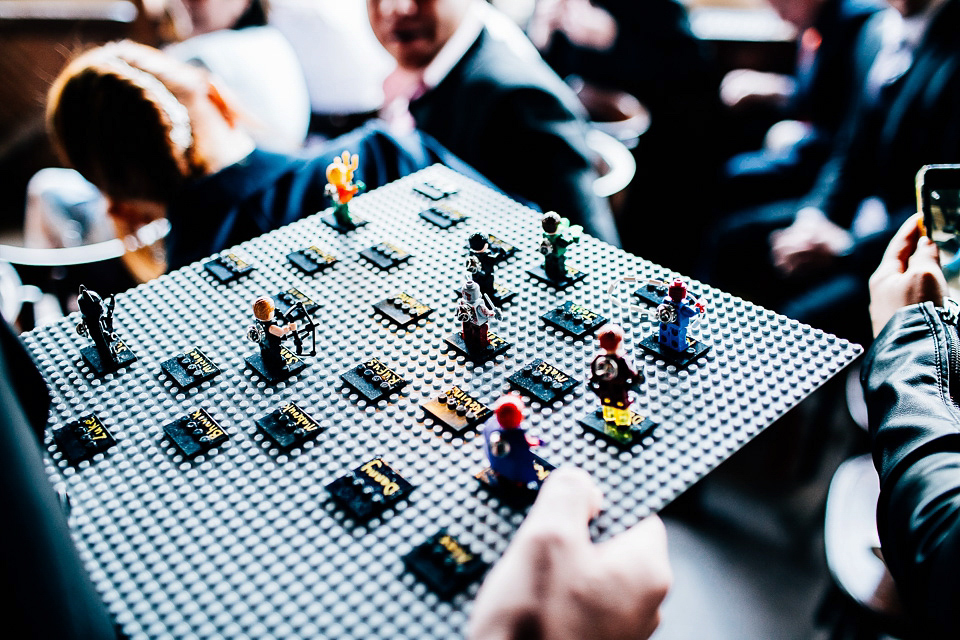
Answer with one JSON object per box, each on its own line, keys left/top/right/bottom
{"left": 766, "top": 0, "right": 825, "bottom": 30}
{"left": 367, "top": 0, "right": 471, "bottom": 70}
{"left": 181, "top": 0, "right": 252, "bottom": 34}
{"left": 887, "top": 0, "right": 933, "bottom": 16}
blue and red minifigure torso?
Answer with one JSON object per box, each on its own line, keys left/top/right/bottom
{"left": 658, "top": 279, "right": 703, "bottom": 353}
{"left": 483, "top": 395, "right": 541, "bottom": 487}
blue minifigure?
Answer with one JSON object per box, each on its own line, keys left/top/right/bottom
{"left": 657, "top": 278, "right": 704, "bottom": 353}
{"left": 483, "top": 394, "right": 541, "bottom": 488}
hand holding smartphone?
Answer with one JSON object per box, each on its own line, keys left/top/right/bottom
{"left": 917, "top": 164, "right": 960, "bottom": 296}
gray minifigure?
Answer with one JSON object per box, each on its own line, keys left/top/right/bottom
{"left": 456, "top": 280, "right": 501, "bottom": 351}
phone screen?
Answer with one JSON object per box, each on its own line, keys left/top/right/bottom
{"left": 919, "top": 165, "right": 960, "bottom": 296}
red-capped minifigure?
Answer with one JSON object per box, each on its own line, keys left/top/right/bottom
{"left": 483, "top": 395, "right": 542, "bottom": 487}
{"left": 657, "top": 278, "right": 705, "bottom": 353}
{"left": 589, "top": 324, "right": 643, "bottom": 426}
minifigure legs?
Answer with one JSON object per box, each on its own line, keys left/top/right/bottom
{"left": 602, "top": 404, "right": 631, "bottom": 426}
{"left": 544, "top": 253, "right": 566, "bottom": 281}
{"left": 260, "top": 344, "right": 287, "bottom": 374}
{"left": 660, "top": 325, "right": 686, "bottom": 353}
{"left": 91, "top": 332, "right": 117, "bottom": 365}
{"left": 462, "top": 322, "right": 489, "bottom": 351}
{"left": 332, "top": 203, "right": 355, "bottom": 229}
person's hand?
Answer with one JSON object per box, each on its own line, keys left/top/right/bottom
{"left": 528, "top": 0, "right": 564, "bottom": 50}
{"left": 556, "top": 0, "right": 618, "bottom": 51}
{"left": 720, "top": 69, "right": 795, "bottom": 110}
{"left": 868, "top": 213, "right": 946, "bottom": 337}
{"left": 528, "top": 0, "right": 617, "bottom": 52}
{"left": 770, "top": 207, "right": 853, "bottom": 277}
{"left": 468, "top": 467, "right": 670, "bottom": 640}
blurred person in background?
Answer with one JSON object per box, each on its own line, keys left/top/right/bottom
{"left": 705, "top": 0, "right": 960, "bottom": 344}
{"left": 45, "top": 42, "right": 475, "bottom": 278}
{"left": 528, "top": 0, "right": 721, "bottom": 272}
{"left": 367, "top": 0, "right": 620, "bottom": 247}
{"left": 24, "top": 0, "right": 310, "bottom": 268}
{"left": 719, "top": 0, "right": 882, "bottom": 210}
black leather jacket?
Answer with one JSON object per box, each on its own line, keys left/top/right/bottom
{"left": 862, "top": 302, "right": 960, "bottom": 638}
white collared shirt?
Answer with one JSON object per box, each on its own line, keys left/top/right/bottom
{"left": 380, "top": 0, "right": 543, "bottom": 132}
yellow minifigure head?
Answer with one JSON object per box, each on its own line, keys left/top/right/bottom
{"left": 326, "top": 150, "right": 359, "bottom": 188}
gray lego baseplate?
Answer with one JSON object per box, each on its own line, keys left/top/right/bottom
{"left": 24, "top": 165, "right": 862, "bottom": 639}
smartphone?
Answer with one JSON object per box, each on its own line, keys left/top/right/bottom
{"left": 917, "top": 164, "right": 960, "bottom": 295}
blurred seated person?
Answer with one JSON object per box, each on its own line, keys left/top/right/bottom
{"left": 45, "top": 41, "right": 475, "bottom": 278}
{"left": 368, "top": 0, "right": 620, "bottom": 247}
{"left": 24, "top": 0, "right": 310, "bottom": 260}
{"left": 167, "top": 0, "right": 393, "bottom": 138}
{"left": 862, "top": 213, "right": 960, "bottom": 637}
{"left": 705, "top": 0, "right": 960, "bottom": 343}
{"left": 719, "top": 0, "right": 882, "bottom": 210}
{"left": 528, "top": 0, "right": 721, "bottom": 271}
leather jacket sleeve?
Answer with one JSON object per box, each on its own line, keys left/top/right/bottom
{"left": 862, "top": 302, "right": 960, "bottom": 638}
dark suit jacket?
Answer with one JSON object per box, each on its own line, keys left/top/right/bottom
{"left": 807, "top": 0, "right": 960, "bottom": 264}
{"left": 409, "top": 28, "right": 619, "bottom": 246}
{"left": 724, "top": 0, "right": 881, "bottom": 205}
{"left": 541, "top": 0, "right": 715, "bottom": 113}
{"left": 796, "top": 0, "right": 883, "bottom": 132}
{"left": 0, "top": 320, "right": 117, "bottom": 639}
{"left": 166, "top": 122, "right": 483, "bottom": 269}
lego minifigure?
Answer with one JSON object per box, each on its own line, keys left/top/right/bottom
{"left": 456, "top": 280, "right": 501, "bottom": 352}
{"left": 657, "top": 278, "right": 705, "bottom": 353}
{"left": 466, "top": 232, "right": 503, "bottom": 300}
{"left": 589, "top": 324, "right": 643, "bottom": 427}
{"left": 539, "top": 212, "right": 582, "bottom": 282}
{"left": 248, "top": 296, "right": 299, "bottom": 374}
{"left": 483, "top": 395, "right": 541, "bottom": 488}
{"left": 76, "top": 284, "right": 135, "bottom": 373}
{"left": 325, "top": 150, "right": 366, "bottom": 229}
{"left": 76, "top": 285, "right": 117, "bottom": 364}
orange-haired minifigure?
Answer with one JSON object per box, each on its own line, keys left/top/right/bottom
{"left": 325, "top": 150, "right": 366, "bottom": 229}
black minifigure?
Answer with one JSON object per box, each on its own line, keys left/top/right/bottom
{"left": 540, "top": 212, "right": 582, "bottom": 282}
{"left": 466, "top": 232, "right": 503, "bottom": 300}
{"left": 77, "top": 286, "right": 114, "bottom": 363}
{"left": 589, "top": 324, "right": 643, "bottom": 427}
{"left": 76, "top": 285, "right": 135, "bottom": 373}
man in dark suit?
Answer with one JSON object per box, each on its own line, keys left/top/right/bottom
{"left": 367, "top": 0, "right": 619, "bottom": 246}
{"left": 706, "top": 0, "right": 960, "bottom": 342}
{"left": 721, "top": 0, "right": 883, "bottom": 209}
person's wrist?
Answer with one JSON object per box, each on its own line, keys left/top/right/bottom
{"left": 795, "top": 206, "right": 826, "bottom": 223}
